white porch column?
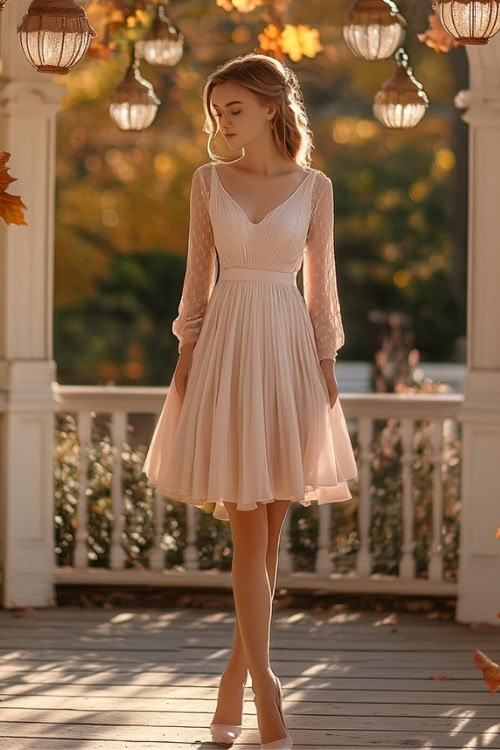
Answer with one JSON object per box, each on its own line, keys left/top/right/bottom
{"left": 456, "top": 35, "right": 500, "bottom": 625}
{"left": 0, "top": 1, "right": 65, "bottom": 607}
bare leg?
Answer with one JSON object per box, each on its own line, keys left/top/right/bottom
{"left": 219, "top": 499, "right": 291, "bottom": 744}
{"left": 211, "top": 500, "right": 290, "bottom": 726}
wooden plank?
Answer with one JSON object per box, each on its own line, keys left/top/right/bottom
{"left": 0, "top": 723, "right": 499, "bottom": 747}
{"left": 0, "top": 671, "right": 489, "bottom": 685}
{"left": 1, "top": 700, "right": 500, "bottom": 719}
{"left": 0, "top": 687, "right": 498, "bottom": 704}
{"left": 0, "top": 666, "right": 489, "bottom": 679}
{"left": 1, "top": 653, "right": 497, "bottom": 670}
{"left": 0, "top": 676, "right": 492, "bottom": 691}
{"left": 1, "top": 708, "right": 500, "bottom": 733}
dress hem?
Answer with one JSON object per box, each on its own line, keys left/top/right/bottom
{"left": 145, "top": 478, "right": 354, "bottom": 522}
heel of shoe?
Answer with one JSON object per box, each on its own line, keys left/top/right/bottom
{"left": 259, "top": 676, "right": 293, "bottom": 750}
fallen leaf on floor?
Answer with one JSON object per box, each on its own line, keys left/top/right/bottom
{"left": 474, "top": 649, "right": 500, "bottom": 693}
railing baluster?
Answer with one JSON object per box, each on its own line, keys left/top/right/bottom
{"left": 356, "top": 416, "right": 373, "bottom": 577}
{"left": 429, "top": 419, "right": 444, "bottom": 582}
{"left": 183, "top": 503, "right": 198, "bottom": 571}
{"left": 400, "top": 418, "right": 416, "bottom": 579}
{"left": 316, "top": 503, "right": 332, "bottom": 576}
{"left": 74, "top": 411, "right": 91, "bottom": 568}
{"left": 110, "top": 410, "right": 126, "bottom": 569}
{"left": 150, "top": 487, "right": 165, "bottom": 571}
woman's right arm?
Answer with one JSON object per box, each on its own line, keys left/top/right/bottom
{"left": 172, "top": 166, "right": 217, "bottom": 396}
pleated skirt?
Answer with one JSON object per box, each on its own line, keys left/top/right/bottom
{"left": 143, "top": 268, "right": 358, "bottom": 522}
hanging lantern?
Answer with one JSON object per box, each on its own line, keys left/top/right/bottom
{"left": 17, "top": 0, "right": 96, "bottom": 75}
{"left": 343, "top": 0, "right": 407, "bottom": 61}
{"left": 109, "top": 47, "right": 160, "bottom": 132}
{"left": 373, "top": 48, "right": 429, "bottom": 129}
{"left": 135, "top": 4, "right": 184, "bottom": 67}
{"left": 433, "top": 0, "right": 500, "bottom": 45}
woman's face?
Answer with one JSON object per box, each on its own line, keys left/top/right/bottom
{"left": 211, "top": 81, "right": 274, "bottom": 151}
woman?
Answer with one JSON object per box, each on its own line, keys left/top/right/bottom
{"left": 143, "top": 52, "right": 358, "bottom": 749}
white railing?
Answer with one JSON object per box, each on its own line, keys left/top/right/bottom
{"left": 52, "top": 384, "right": 463, "bottom": 596}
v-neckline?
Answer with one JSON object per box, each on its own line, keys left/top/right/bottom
{"left": 212, "top": 163, "right": 314, "bottom": 226}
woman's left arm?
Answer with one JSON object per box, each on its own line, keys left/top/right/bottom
{"left": 303, "top": 172, "right": 345, "bottom": 408}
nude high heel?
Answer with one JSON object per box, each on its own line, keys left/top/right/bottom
{"left": 209, "top": 671, "right": 247, "bottom": 745}
{"left": 209, "top": 722, "right": 243, "bottom": 745}
{"left": 260, "top": 675, "right": 293, "bottom": 750}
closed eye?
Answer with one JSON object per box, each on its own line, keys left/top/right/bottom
{"left": 215, "top": 111, "right": 241, "bottom": 118}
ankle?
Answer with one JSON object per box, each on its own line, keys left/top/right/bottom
{"left": 251, "top": 669, "right": 276, "bottom": 693}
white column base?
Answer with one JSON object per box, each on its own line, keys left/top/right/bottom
{"left": 0, "top": 360, "right": 58, "bottom": 608}
{"left": 456, "top": 371, "right": 500, "bottom": 625}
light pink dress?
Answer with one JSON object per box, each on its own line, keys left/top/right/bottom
{"left": 143, "top": 162, "right": 358, "bottom": 522}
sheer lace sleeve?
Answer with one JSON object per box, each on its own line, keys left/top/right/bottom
{"left": 172, "top": 165, "right": 217, "bottom": 353}
{"left": 303, "top": 171, "right": 345, "bottom": 364}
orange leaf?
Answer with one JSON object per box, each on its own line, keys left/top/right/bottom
{"left": 496, "top": 527, "right": 500, "bottom": 538}
{"left": 430, "top": 674, "right": 454, "bottom": 680}
{"left": 280, "top": 23, "right": 323, "bottom": 62}
{"left": 417, "top": 13, "right": 460, "bottom": 54}
{"left": 258, "top": 24, "right": 285, "bottom": 59}
{"left": 474, "top": 649, "right": 500, "bottom": 693}
{"left": 0, "top": 152, "right": 28, "bottom": 227}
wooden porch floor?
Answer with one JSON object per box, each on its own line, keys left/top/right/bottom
{"left": 0, "top": 605, "right": 499, "bottom": 749}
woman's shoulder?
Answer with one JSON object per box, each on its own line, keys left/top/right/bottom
{"left": 193, "top": 162, "right": 213, "bottom": 180}
{"left": 308, "top": 168, "right": 331, "bottom": 184}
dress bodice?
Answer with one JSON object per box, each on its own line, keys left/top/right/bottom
{"left": 171, "top": 162, "right": 345, "bottom": 364}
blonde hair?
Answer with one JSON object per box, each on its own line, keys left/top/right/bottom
{"left": 201, "top": 52, "right": 314, "bottom": 168}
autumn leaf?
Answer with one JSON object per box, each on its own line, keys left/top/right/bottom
{"left": 496, "top": 527, "right": 500, "bottom": 538}
{"left": 280, "top": 23, "right": 323, "bottom": 62}
{"left": 0, "top": 152, "right": 28, "bottom": 227}
{"left": 216, "top": 0, "right": 235, "bottom": 11}
{"left": 417, "top": 13, "right": 460, "bottom": 54}
{"left": 258, "top": 24, "right": 285, "bottom": 59}
{"left": 430, "top": 674, "right": 454, "bottom": 680}
{"left": 232, "top": 0, "right": 265, "bottom": 12}
{"left": 474, "top": 650, "right": 500, "bottom": 693}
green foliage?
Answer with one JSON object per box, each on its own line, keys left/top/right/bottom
{"left": 54, "top": 251, "right": 184, "bottom": 385}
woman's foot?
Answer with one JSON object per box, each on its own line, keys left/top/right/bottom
{"left": 253, "top": 673, "right": 291, "bottom": 747}
{"left": 210, "top": 668, "right": 247, "bottom": 743}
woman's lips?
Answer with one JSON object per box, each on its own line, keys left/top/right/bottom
{"left": 225, "top": 134, "right": 236, "bottom": 138}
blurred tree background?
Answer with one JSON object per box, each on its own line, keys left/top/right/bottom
{"left": 53, "top": 0, "right": 468, "bottom": 386}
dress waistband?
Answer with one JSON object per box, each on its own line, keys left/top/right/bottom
{"left": 218, "top": 267, "right": 296, "bottom": 285}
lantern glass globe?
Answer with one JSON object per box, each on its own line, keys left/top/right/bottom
{"left": 136, "top": 38, "right": 183, "bottom": 66}
{"left": 17, "top": 0, "right": 96, "bottom": 74}
{"left": 109, "top": 102, "right": 159, "bottom": 132}
{"left": 343, "top": 20, "right": 405, "bottom": 60}
{"left": 437, "top": 0, "right": 500, "bottom": 44}
{"left": 373, "top": 100, "right": 427, "bottom": 128}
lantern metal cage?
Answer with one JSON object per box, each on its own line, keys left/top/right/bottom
{"left": 373, "top": 48, "right": 430, "bottom": 129}
{"left": 433, "top": 0, "right": 500, "bottom": 45}
{"left": 17, "top": 0, "right": 97, "bottom": 75}
{"left": 343, "top": 0, "right": 407, "bottom": 61}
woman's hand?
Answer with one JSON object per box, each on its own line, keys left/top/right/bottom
{"left": 173, "top": 342, "right": 194, "bottom": 399}
{"left": 320, "top": 358, "right": 339, "bottom": 409}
